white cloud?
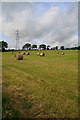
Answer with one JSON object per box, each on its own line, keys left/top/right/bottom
{"left": 2, "top": 2, "right": 78, "bottom": 49}
{"left": 1, "top": 0, "right": 79, "bottom": 2}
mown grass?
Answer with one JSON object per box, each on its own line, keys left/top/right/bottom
{"left": 2, "top": 50, "right": 78, "bottom": 118}
{"left": 2, "top": 92, "right": 19, "bottom": 118}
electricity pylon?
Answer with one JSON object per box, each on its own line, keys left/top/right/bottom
{"left": 16, "top": 30, "right": 19, "bottom": 50}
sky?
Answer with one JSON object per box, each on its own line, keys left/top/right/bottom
{"left": 0, "top": 2, "right": 78, "bottom": 49}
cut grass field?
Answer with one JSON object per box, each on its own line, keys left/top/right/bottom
{"left": 2, "top": 50, "right": 78, "bottom": 118}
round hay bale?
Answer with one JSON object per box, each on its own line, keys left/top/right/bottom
{"left": 61, "top": 52, "right": 65, "bottom": 55}
{"left": 40, "top": 53, "right": 45, "bottom": 56}
{"left": 26, "top": 52, "right": 30, "bottom": 55}
{"left": 37, "top": 53, "right": 40, "bottom": 56}
{"left": 57, "top": 52, "right": 59, "bottom": 54}
{"left": 22, "top": 52, "right": 26, "bottom": 55}
{"left": 16, "top": 54, "right": 23, "bottom": 60}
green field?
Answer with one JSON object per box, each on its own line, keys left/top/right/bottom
{"left": 2, "top": 50, "right": 78, "bottom": 118}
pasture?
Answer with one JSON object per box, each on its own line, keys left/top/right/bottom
{"left": 2, "top": 50, "right": 78, "bottom": 118}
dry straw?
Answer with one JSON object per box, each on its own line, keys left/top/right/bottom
{"left": 40, "top": 53, "right": 45, "bottom": 56}
{"left": 16, "top": 53, "right": 23, "bottom": 60}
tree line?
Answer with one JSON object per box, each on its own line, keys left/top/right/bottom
{"left": 22, "top": 43, "right": 80, "bottom": 50}
{"left": 22, "top": 43, "right": 50, "bottom": 50}
{"left": 0, "top": 41, "right": 80, "bottom": 52}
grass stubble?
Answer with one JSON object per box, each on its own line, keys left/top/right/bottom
{"left": 2, "top": 50, "right": 78, "bottom": 118}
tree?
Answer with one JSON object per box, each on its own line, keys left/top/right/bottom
{"left": 52, "top": 47, "right": 55, "bottom": 50}
{"left": 32, "top": 44, "right": 37, "bottom": 50}
{"left": 22, "top": 43, "right": 31, "bottom": 50}
{"left": 0, "top": 41, "right": 8, "bottom": 51}
{"left": 55, "top": 46, "right": 58, "bottom": 50}
{"left": 78, "top": 46, "right": 80, "bottom": 50}
{"left": 22, "top": 45, "right": 25, "bottom": 50}
{"left": 39, "top": 44, "right": 46, "bottom": 50}
{"left": 60, "top": 46, "right": 64, "bottom": 50}
{"left": 47, "top": 45, "right": 50, "bottom": 50}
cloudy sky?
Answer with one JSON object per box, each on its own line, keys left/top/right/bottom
{"left": 1, "top": 2, "right": 78, "bottom": 49}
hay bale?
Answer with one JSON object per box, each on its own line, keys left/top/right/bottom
{"left": 16, "top": 54, "right": 23, "bottom": 60}
{"left": 57, "top": 52, "right": 59, "bottom": 54}
{"left": 61, "top": 52, "right": 65, "bottom": 55}
{"left": 22, "top": 52, "right": 26, "bottom": 55}
{"left": 40, "top": 53, "right": 45, "bottom": 56}
{"left": 26, "top": 52, "right": 30, "bottom": 55}
{"left": 37, "top": 53, "right": 40, "bottom": 56}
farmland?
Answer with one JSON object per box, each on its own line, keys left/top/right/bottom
{"left": 2, "top": 50, "right": 78, "bottom": 118}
